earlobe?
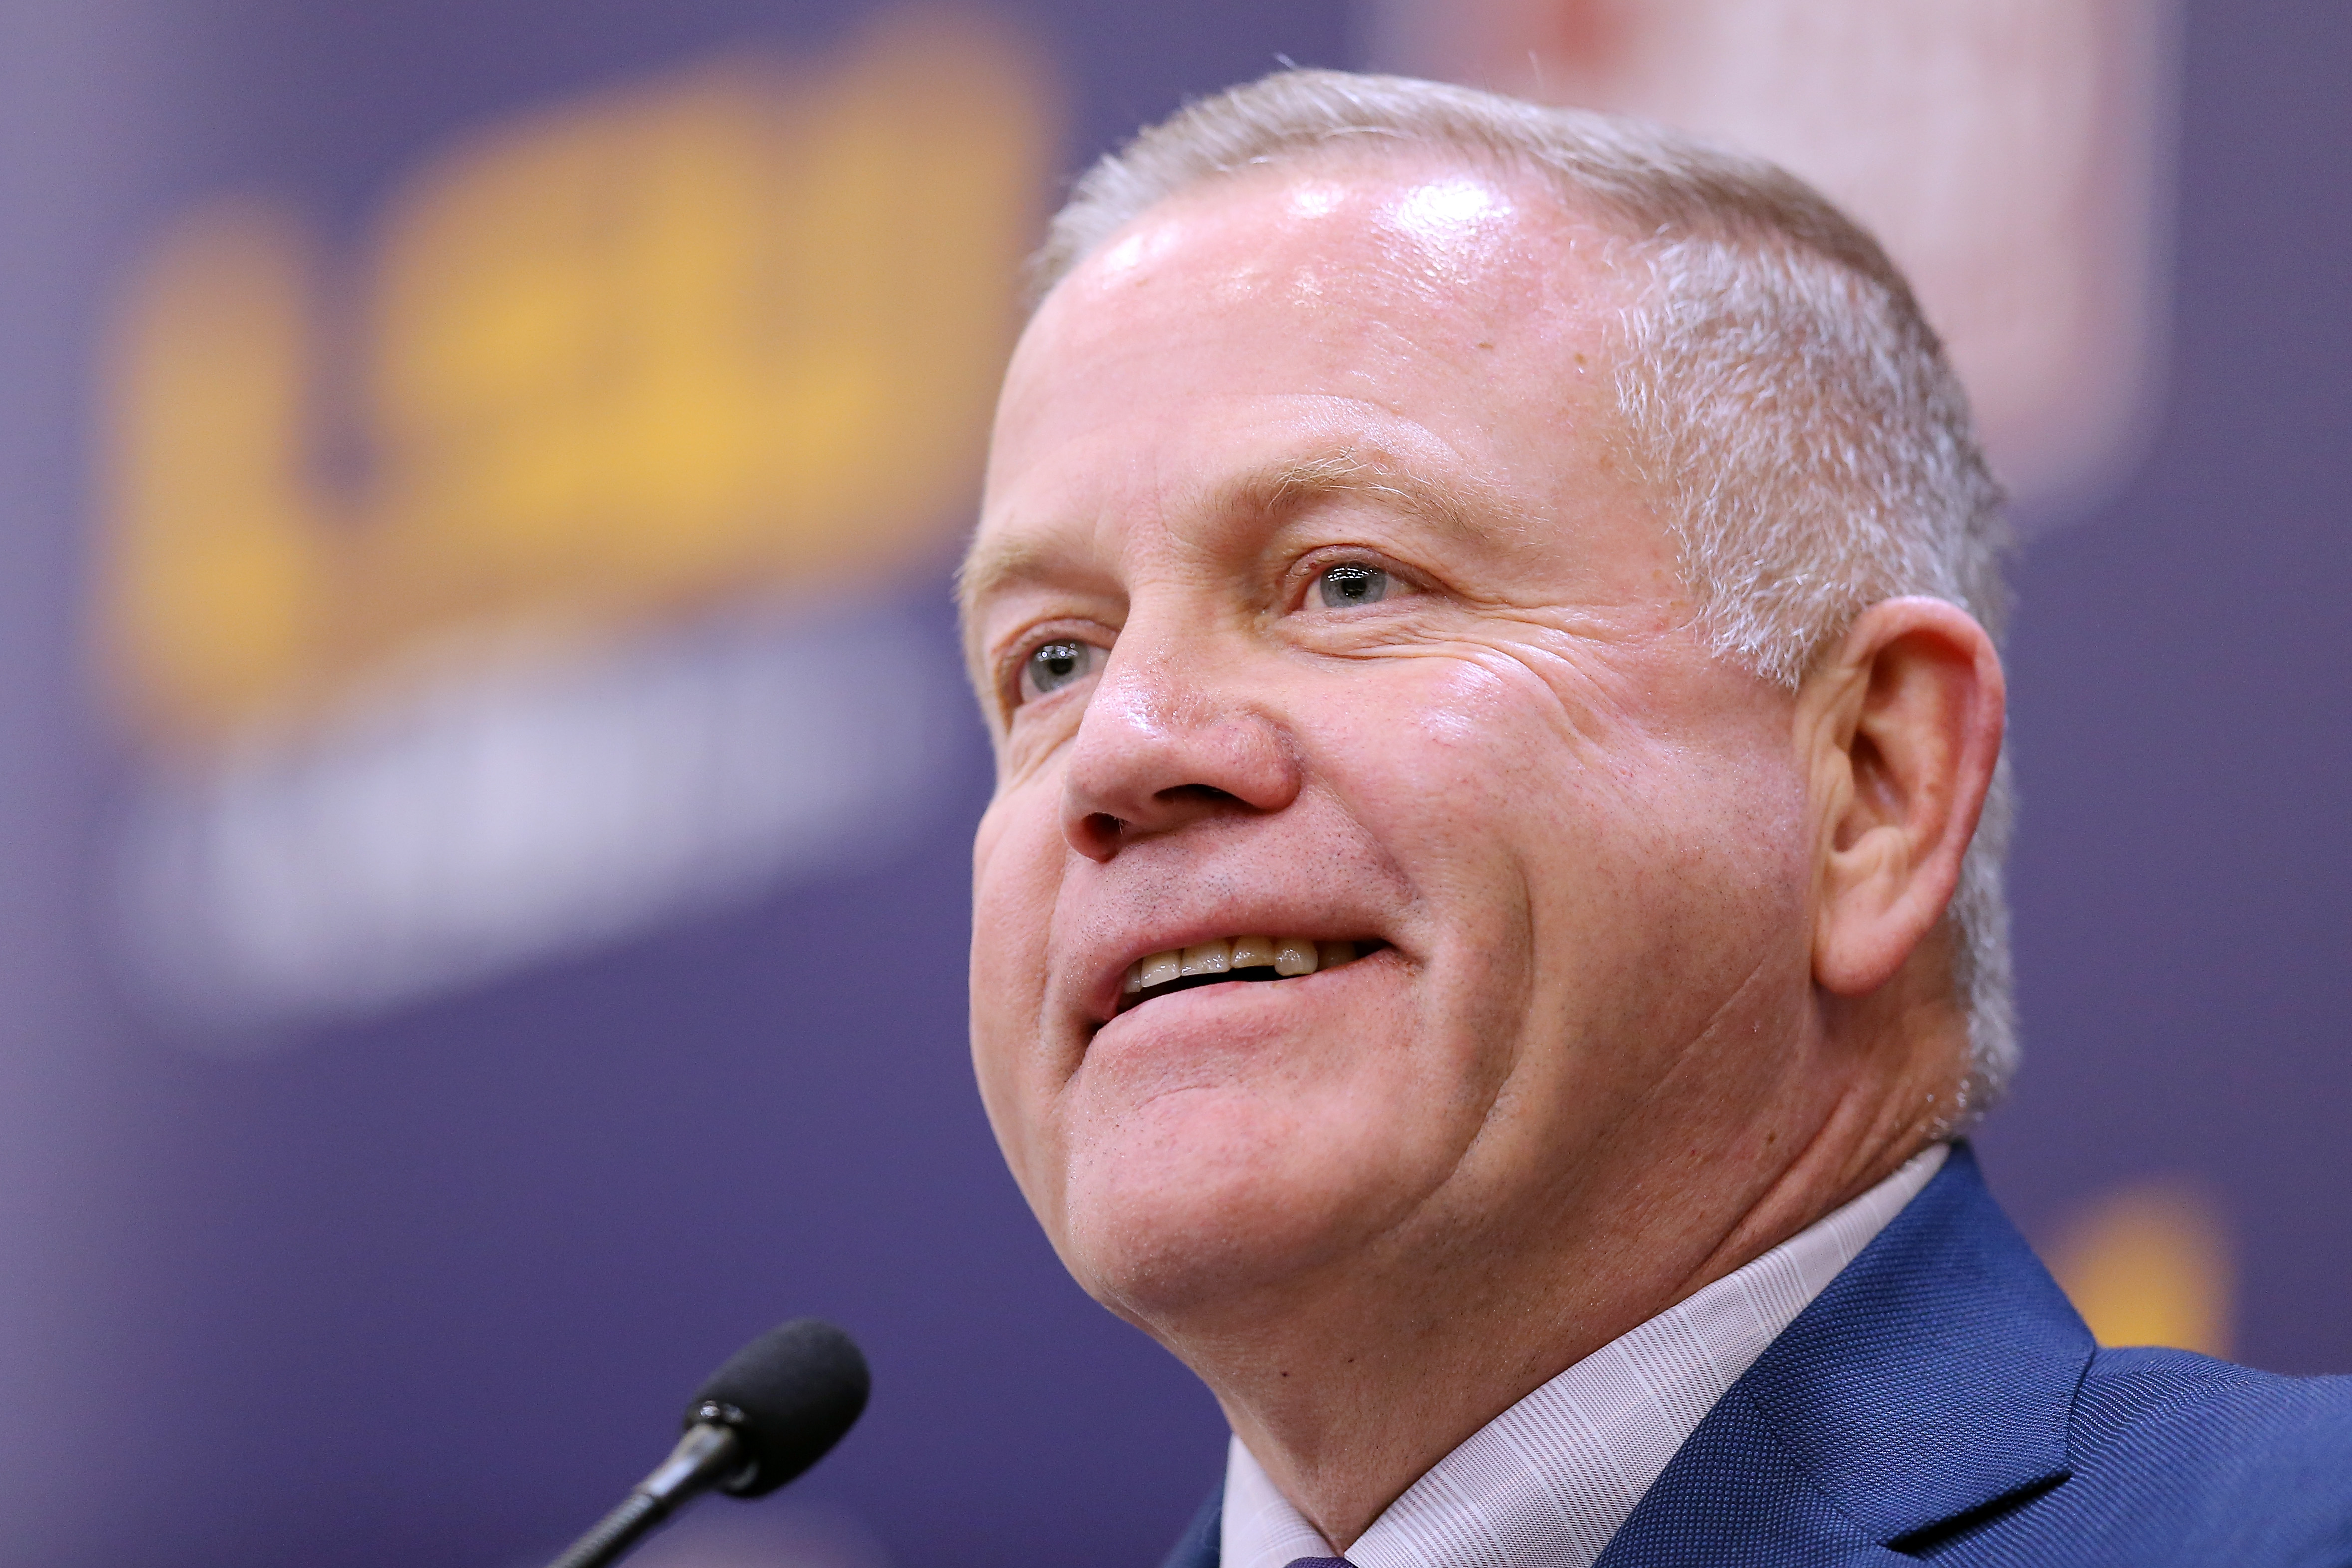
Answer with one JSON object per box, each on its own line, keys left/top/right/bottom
{"left": 1806, "top": 598, "right": 2005, "bottom": 998}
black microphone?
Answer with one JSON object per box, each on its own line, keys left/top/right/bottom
{"left": 545, "top": 1318, "right": 871, "bottom": 1568}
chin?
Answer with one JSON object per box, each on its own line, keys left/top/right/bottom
{"left": 1052, "top": 1087, "right": 1400, "bottom": 1324}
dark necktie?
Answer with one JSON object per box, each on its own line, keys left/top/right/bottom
{"left": 1284, "top": 1560, "right": 1354, "bottom": 1568}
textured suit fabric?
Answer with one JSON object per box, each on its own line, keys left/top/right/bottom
{"left": 1159, "top": 1146, "right": 2352, "bottom": 1568}
{"left": 1163, "top": 1488, "right": 1221, "bottom": 1568}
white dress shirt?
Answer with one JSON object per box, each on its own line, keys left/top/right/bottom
{"left": 1220, "top": 1142, "right": 1949, "bottom": 1568}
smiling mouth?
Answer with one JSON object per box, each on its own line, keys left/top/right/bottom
{"left": 1116, "top": 935, "right": 1385, "bottom": 1015}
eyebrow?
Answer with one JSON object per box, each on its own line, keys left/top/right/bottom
{"left": 955, "top": 529, "right": 1070, "bottom": 638}
{"left": 1239, "top": 447, "right": 1531, "bottom": 552}
{"left": 956, "top": 445, "right": 1535, "bottom": 632}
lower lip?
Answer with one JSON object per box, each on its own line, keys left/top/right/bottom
{"left": 1088, "top": 949, "right": 1392, "bottom": 1048}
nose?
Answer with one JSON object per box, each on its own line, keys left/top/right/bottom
{"left": 1058, "top": 626, "right": 1301, "bottom": 862}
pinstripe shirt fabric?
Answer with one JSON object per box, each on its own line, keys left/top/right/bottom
{"left": 1219, "top": 1142, "right": 1950, "bottom": 1568}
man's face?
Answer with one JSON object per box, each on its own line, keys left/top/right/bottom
{"left": 963, "top": 159, "right": 1818, "bottom": 1330}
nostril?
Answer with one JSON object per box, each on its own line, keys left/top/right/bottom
{"left": 1068, "top": 780, "right": 1263, "bottom": 860}
{"left": 1155, "top": 784, "right": 1241, "bottom": 808}
{"left": 1065, "top": 809, "right": 1128, "bottom": 863}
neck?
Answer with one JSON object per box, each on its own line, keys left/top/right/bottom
{"left": 1156, "top": 1016, "right": 1960, "bottom": 1549}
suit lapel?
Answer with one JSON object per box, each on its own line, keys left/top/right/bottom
{"left": 1596, "top": 1144, "right": 2094, "bottom": 1567}
{"left": 1161, "top": 1485, "right": 1222, "bottom": 1568}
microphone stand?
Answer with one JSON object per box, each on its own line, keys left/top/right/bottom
{"left": 546, "top": 1405, "right": 750, "bottom": 1568}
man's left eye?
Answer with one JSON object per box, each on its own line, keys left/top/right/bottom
{"left": 1316, "top": 563, "right": 1393, "bottom": 607}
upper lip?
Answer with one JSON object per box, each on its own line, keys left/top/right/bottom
{"left": 1064, "top": 907, "right": 1390, "bottom": 1028}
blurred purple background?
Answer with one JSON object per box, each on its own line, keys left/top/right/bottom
{"left": 0, "top": 3, "right": 2342, "bottom": 1566}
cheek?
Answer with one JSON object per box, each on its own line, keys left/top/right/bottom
{"left": 1294, "top": 656, "right": 1562, "bottom": 1079}
{"left": 1308, "top": 652, "right": 1570, "bottom": 906}
{"left": 1367, "top": 636, "right": 1803, "bottom": 874}
{"left": 1490, "top": 658, "right": 1816, "bottom": 1057}
{"left": 1304, "top": 644, "right": 1810, "bottom": 1079}
{"left": 968, "top": 783, "right": 1073, "bottom": 1179}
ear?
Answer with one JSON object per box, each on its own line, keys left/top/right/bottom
{"left": 1801, "top": 597, "right": 2006, "bottom": 997}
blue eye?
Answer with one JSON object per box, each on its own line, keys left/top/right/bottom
{"left": 1317, "top": 562, "right": 1392, "bottom": 607}
{"left": 1019, "top": 639, "right": 1101, "bottom": 703}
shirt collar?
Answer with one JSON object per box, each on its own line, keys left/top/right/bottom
{"left": 1221, "top": 1143, "right": 1950, "bottom": 1568}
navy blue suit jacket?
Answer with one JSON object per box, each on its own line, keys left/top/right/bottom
{"left": 1161, "top": 1146, "right": 2352, "bottom": 1567}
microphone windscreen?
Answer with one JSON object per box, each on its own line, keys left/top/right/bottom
{"left": 688, "top": 1318, "right": 870, "bottom": 1498}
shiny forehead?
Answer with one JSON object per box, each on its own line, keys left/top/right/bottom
{"left": 1046, "top": 151, "right": 1603, "bottom": 328}
{"left": 961, "top": 153, "right": 1628, "bottom": 614}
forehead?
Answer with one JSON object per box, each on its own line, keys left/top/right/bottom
{"left": 964, "top": 155, "right": 1641, "bottom": 619}
{"left": 1070, "top": 153, "right": 1581, "bottom": 324}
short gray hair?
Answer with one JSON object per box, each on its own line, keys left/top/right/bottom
{"left": 1030, "top": 70, "right": 2017, "bottom": 1119}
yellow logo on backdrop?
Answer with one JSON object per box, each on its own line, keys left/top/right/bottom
{"left": 2049, "top": 1178, "right": 2234, "bottom": 1356}
{"left": 99, "top": 10, "right": 1051, "bottom": 750}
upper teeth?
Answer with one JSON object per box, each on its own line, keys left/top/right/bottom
{"left": 1124, "top": 936, "right": 1359, "bottom": 995}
